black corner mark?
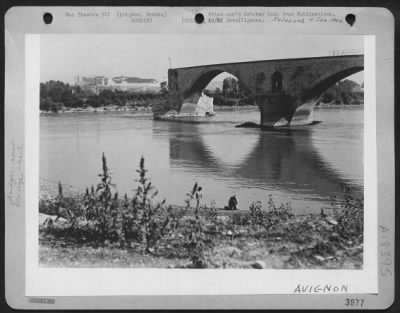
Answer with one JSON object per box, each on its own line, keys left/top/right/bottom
{"left": 345, "top": 14, "right": 356, "bottom": 26}
{"left": 195, "top": 13, "right": 204, "bottom": 24}
{"left": 43, "top": 12, "right": 53, "bottom": 25}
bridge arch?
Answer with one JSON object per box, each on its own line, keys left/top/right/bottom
{"left": 290, "top": 66, "right": 364, "bottom": 126}
{"left": 183, "top": 68, "right": 247, "bottom": 99}
{"left": 306, "top": 66, "right": 364, "bottom": 101}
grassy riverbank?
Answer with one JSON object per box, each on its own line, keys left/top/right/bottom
{"left": 39, "top": 155, "right": 363, "bottom": 269}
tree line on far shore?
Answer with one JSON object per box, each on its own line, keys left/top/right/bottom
{"left": 40, "top": 80, "right": 168, "bottom": 112}
{"left": 206, "top": 77, "right": 364, "bottom": 106}
{"left": 319, "top": 79, "right": 364, "bottom": 105}
{"left": 40, "top": 77, "right": 363, "bottom": 112}
{"left": 204, "top": 76, "right": 255, "bottom": 107}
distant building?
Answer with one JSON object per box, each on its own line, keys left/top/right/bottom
{"left": 328, "top": 49, "right": 363, "bottom": 56}
{"left": 74, "top": 75, "right": 80, "bottom": 85}
{"left": 75, "top": 74, "right": 159, "bottom": 93}
{"left": 95, "top": 76, "right": 108, "bottom": 86}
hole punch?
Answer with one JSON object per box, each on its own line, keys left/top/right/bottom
{"left": 195, "top": 13, "right": 204, "bottom": 24}
{"left": 43, "top": 12, "right": 53, "bottom": 24}
{"left": 345, "top": 14, "right": 356, "bottom": 26}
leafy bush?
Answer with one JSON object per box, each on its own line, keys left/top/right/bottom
{"left": 203, "top": 201, "right": 218, "bottom": 225}
{"left": 246, "top": 196, "right": 294, "bottom": 229}
{"left": 41, "top": 154, "right": 212, "bottom": 265}
{"left": 331, "top": 194, "right": 364, "bottom": 244}
{"left": 131, "top": 156, "right": 168, "bottom": 251}
{"left": 284, "top": 193, "right": 364, "bottom": 267}
{"left": 181, "top": 183, "right": 211, "bottom": 268}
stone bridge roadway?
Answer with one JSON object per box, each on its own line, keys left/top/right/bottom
{"left": 166, "top": 55, "right": 364, "bottom": 127}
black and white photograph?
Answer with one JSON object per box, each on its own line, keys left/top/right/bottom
{"left": 5, "top": 5, "right": 396, "bottom": 306}
{"left": 38, "top": 34, "right": 365, "bottom": 270}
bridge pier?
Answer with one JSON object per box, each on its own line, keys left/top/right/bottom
{"left": 290, "top": 98, "right": 318, "bottom": 126}
{"left": 257, "top": 94, "right": 292, "bottom": 127}
{"left": 257, "top": 94, "right": 316, "bottom": 128}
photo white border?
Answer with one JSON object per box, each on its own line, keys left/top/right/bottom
{"left": 24, "top": 34, "right": 377, "bottom": 296}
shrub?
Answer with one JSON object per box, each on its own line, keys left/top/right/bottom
{"left": 182, "top": 183, "right": 210, "bottom": 268}
{"left": 184, "top": 217, "right": 208, "bottom": 268}
{"left": 331, "top": 194, "right": 364, "bottom": 245}
{"left": 249, "top": 201, "right": 263, "bottom": 226}
{"left": 203, "top": 201, "right": 218, "bottom": 225}
{"left": 284, "top": 193, "right": 364, "bottom": 267}
{"left": 89, "top": 153, "right": 117, "bottom": 242}
{"left": 247, "top": 196, "right": 294, "bottom": 229}
{"left": 131, "top": 156, "right": 168, "bottom": 251}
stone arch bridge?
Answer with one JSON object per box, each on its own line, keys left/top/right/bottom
{"left": 166, "top": 55, "right": 364, "bottom": 127}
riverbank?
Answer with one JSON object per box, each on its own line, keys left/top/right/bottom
{"left": 40, "top": 103, "right": 363, "bottom": 116}
{"left": 40, "top": 104, "right": 261, "bottom": 115}
{"left": 39, "top": 175, "right": 363, "bottom": 269}
{"left": 214, "top": 105, "right": 257, "bottom": 111}
{"left": 40, "top": 105, "right": 152, "bottom": 114}
{"left": 316, "top": 103, "right": 364, "bottom": 109}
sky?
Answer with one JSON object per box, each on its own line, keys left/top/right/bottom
{"left": 40, "top": 34, "right": 364, "bottom": 84}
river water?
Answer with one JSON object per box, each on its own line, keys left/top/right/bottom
{"left": 40, "top": 107, "right": 363, "bottom": 214}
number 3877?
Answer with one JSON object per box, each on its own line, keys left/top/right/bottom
{"left": 345, "top": 298, "right": 364, "bottom": 307}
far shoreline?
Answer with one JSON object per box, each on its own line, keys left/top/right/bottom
{"left": 39, "top": 103, "right": 363, "bottom": 115}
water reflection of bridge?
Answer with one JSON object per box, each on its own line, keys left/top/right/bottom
{"left": 167, "top": 122, "right": 362, "bottom": 200}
